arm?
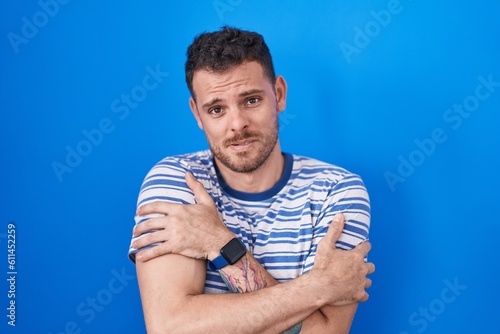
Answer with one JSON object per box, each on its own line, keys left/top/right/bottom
{"left": 136, "top": 213, "right": 372, "bottom": 334}
{"left": 134, "top": 173, "right": 372, "bottom": 333}
{"left": 300, "top": 171, "right": 371, "bottom": 333}
{"left": 218, "top": 251, "right": 358, "bottom": 334}
{"left": 137, "top": 252, "right": 315, "bottom": 334}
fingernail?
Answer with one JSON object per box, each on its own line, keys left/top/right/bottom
{"left": 332, "top": 215, "right": 342, "bottom": 223}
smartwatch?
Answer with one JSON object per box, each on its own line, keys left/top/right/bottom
{"left": 208, "top": 238, "right": 247, "bottom": 271}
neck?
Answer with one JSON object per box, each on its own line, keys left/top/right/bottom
{"left": 215, "top": 143, "right": 285, "bottom": 193}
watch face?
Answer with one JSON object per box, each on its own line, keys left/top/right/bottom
{"left": 221, "top": 238, "right": 247, "bottom": 264}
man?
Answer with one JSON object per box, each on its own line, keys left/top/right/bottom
{"left": 128, "top": 26, "right": 374, "bottom": 333}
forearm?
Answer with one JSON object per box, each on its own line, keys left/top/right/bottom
{"left": 160, "top": 273, "right": 321, "bottom": 334}
{"left": 218, "top": 253, "right": 277, "bottom": 292}
{"left": 219, "top": 254, "right": 302, "bottom": 333}
{"left": 138, "top": 254, "right": 329, "bottom": 334}
{"left": 216, "top": 252, "right": 354, "bottom": 333}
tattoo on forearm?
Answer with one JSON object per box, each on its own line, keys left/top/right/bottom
{"left": 281, "top": 322, "right": 302, "bottom": 334}
{"left": 218, "top": 255, "right": 302, "bottom": 333}
{"left": 219, "top": 273, "right": 239, "bottom": 293}
{"left": 219, "top": 254, "right": 268, "bottom": 293}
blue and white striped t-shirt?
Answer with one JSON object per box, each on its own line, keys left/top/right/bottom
{"left": 128, "top": 150, "right": 370, "bottom": 294}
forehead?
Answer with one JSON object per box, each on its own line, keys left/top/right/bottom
{"left": 192, "top": 61, "right": 272, "bottom": 102}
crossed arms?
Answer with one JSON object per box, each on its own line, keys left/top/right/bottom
{"left": 131, "top": 172, "right": 375, "bottom": 333}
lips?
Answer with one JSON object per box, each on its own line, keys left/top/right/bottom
{"left": 230, "top": 139, "right": 256, "bottom": 146}
{"left": 225, "top": 135, "right": 258, "bottom": 147}
{"left": 226, "top": 137, "right": 257, "bottom": 152}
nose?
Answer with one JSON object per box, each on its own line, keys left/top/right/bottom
{"left": 228, "top": 108, "right": 249, "bottom": 132}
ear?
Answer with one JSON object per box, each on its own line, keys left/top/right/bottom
{"left": 274, "top": 75, "right": 287, "bottom": 113}
{"left": 189, "top": 97, "right": 204, "bottom": 130}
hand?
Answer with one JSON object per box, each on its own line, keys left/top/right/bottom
{"left": 132, "top": 172, "right": 235, "bottom": 262}
{"left": 310, "top": 213, "right": 375, "bottom": 306}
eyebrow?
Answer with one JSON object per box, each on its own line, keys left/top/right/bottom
{"left": 239, "top": 89, "right": 265, "bottom": 97}
{"left": 201, "top": 89, "right": 266, "bottom": 110}
{"left": 202, "top": 98, "right": 223, "bottom": 110}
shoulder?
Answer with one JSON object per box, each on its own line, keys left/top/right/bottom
{"left": 141, "top": 150, "right": 215, "bottom": 189}
{"left": 291, "top": 155, "right": 371, "bottom": 249}
{"left": 290, "top": 154, "right": 366, "bottom": 189}
{"left": 147, "top": 150, "right": 213, "bottom": 176}
{"left": 137, "top": 150, "right": 214, "bottom": 205}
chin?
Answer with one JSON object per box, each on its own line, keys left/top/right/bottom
{"left": 215, "top": 151, "right": 263, "bottom": 173}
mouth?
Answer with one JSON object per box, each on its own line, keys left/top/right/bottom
{"left": 228, "top": 139, "right": 257, "bottom": 151}
{"left": 231, "top": 139, "right": 255, "bottom": 146}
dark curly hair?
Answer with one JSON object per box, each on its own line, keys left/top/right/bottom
{"left": 185, "top": 26, "right": 276, "bottom": 98}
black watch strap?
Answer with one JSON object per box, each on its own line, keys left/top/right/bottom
{"left": 208, "top": 238, "right": 246, "bottom": 270}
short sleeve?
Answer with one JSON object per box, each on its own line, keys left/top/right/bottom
{"left": 302, "top": 172, "right": 371, "bottom": 273}
{"left": 128, "top": 157, "right": 196, "bottom": 263}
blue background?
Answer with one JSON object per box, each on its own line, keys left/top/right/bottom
{"left": 1, "top": 1, "right": 499, "bottom": 333}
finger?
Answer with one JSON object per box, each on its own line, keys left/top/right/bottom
{"left": 354, "top": 241, "right": 372, "bottom": 257}
{"left": 360, "top": 291, "right": 370, "bottom": 303}
{"left": 323, "top": 213, "right": 345, "bottom": 245}
{"left": 366, "top": 262, "right": 376, "bottom": 275}
{"left": 185, "top": 172, "right": 214, "bottom": 205}
{"left": 137, "top": 201, "right": 181, "bottom": 216}
{"left": 132, "top": 229, "right": 168, "bottom": 250}
{"left": 136, "top": 243, "right": 171, "bottom": 262}
{"left": 133, "top": 217, "right": 168, "bottom": 236}
{"left": 365, "top": 278, "right": 372, "bottom": 289}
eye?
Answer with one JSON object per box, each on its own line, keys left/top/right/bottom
{"left": 208, "top": 107, "right": 223, "bottom": 115}
{"left": 246, "top": 97, "right": 260, "bottom": 106}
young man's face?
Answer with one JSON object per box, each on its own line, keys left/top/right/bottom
{"left": 189, "top": 61, "right": 287, "bottom": 173}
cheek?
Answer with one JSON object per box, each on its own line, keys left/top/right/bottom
{"left": 203, "top": 124, "right": 225, "bottom": 143}
{"left": 260, "top": 111, "right": 278, "bottom": 127}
